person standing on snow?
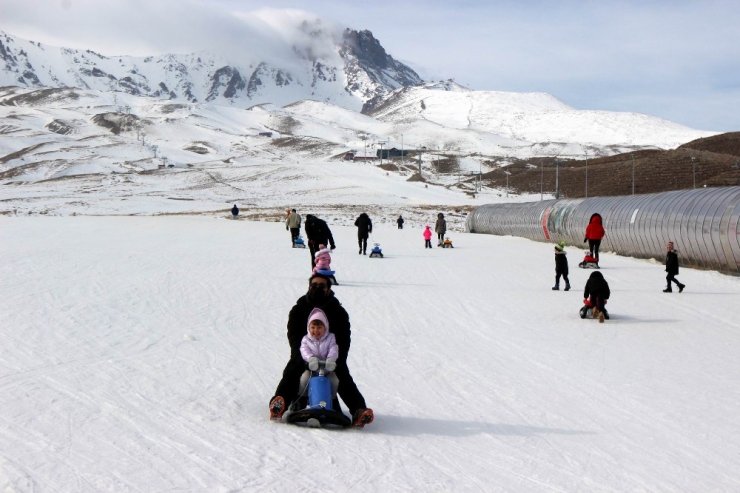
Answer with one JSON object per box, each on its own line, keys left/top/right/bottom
{"left": 423, "top": 225, "right": 433, "bottom": 249}
{"left": 269, "top": 273, "right": 373, "bottom": 427}
{"left": 354, "top": 212, "right": 372, "bottom": 255}
{"left": 231, "top": 204, "right": 239, "bottom": 219}
{"left": 552, "top": 241, "right": 570, "bottom": 291}
{"left": 435, "top": 213, "right": 447, "bottom": 247}
{"left": 584, "top": 213, "right": 605, "bottom": 264}
{"left": 396, "top": 215, "right": 404, "bottom": 229}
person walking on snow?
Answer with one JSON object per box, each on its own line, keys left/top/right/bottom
{"left": 584, "top": 213, "right": 605, "bottom": 263}
{"left": 354, "top": 212, "right": 373, "bottom": 255}
{"left": 286, "top": 208, "right": 301, "bottom": 245}
{"left": 397, "top": 215, "right": 404, "bottom": 229}
{"left": 552, "top": 241, "right": 571, "bottom": 291}
{"left": 304, "top": 214, "right": 335, "bottom": 268}
{"left": 664, "top": 241, "right": 686, "bottom": 293}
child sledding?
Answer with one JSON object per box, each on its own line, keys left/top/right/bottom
{"left": 312, "top": 243, "right": 338, "bottom": 285}
{"left": 580, "top": 271, "right": 610, "bottom": 322}
{"left": 578, "top": 251, "right": 599, "bottom": 269}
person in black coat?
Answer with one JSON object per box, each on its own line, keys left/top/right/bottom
{"left": 354, "top": 212, "right": 373, "bottom": 255}
{"left": 397, "top": 215, "right": 404, "bottom": 229}
{"left": 231, "top": 204, "right": 239, "bottom": 219}
{"left": 270, "top": 273, "right": 373, "bottom": 426}
{"left": 552, "top": 242, "right": 570, "bottom": 291}
{"left": 664, "top": 241, "right": 686, "bottom": 293}
{"left": 304, "top": 214, "right": 335, "bottom": 268}
{"left": 582, "top": 270, "right": 610, "bottom": 319}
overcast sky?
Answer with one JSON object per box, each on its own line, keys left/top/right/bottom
{"left": 2, "top": 0, "right": 739, "bottom": 131}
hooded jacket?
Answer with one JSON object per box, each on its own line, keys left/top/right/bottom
{"left": 354, "top": 213, "right": 373, "bottom": 238}
{"left": 299, "top": 308, "right": 339, "bottom": 362}
{"left": 313, "top": 246, "right": 332, "bottom": 271}
{"left": 286, "top": 211, "right": 301, "bottom": 229}
{"left": 554, "top": 249, "right": 569, "bottom": 274}
{"left": 435, "top": 214, "right": 447, "bottom": 235}
{"left": 585, "top": 213, "right": 605, "bottom": 240}
{"left": 583, "top": 271, "right": 610, "bottom": 300}
{"left": 287, "top": 290, "right": 351, "bottom": 363}
{"left": 304, "top": 214, "right": 335, "bottom": 248}
{"left": 423, "top": 226, "right": 432, "bottom": 240}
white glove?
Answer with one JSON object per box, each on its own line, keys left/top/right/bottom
{"left": 325, "top": 358, "right": 336, "bottom": 372}
{"left": 308, "top": 357, "right": 319, "bottom": 371}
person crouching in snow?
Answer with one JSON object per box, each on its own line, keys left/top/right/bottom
{"left": 313, "top": 244, "right": 332, "bottom": 273}
{"left": 299, "top": 308, "right": 339, "bottom": 397}
{"left": 423, "top": 225, "right": 433, "bottom": 248}
{"left": 552, "top": 241, "right": 570, "bottom": 291}
{"left": 582, "top": 271, "right": 610, "bottom": 321}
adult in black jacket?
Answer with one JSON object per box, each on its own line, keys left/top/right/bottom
{"left": 231, "top": 204, "right": 239, "bottom": 219}
{"left": 304, "top": 214, "right": 335, "bottom": 268}
{"left": 354, "top": 212, "right": 373, "bottom": 255}
{"left": 583, "top": 270, "right": 610, "bottom": 318}
{"left": 397, "top": 215, "right": 404, "bottom": 229}
{"left": 270, "top": 273, "right": 373, "bottom": 426}
{"left": 664, "top": 241, "right": 685, "bottom": 293}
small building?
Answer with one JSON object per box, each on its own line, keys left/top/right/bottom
{"left": 258, "top": 131, "right": 273, "bottom": 137}
{"left": 376, "top": 147, "right": 410, "bottom": 159}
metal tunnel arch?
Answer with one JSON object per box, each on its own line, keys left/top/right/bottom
{"left": 465, "top": 187, "right": 740, "bottom": 274}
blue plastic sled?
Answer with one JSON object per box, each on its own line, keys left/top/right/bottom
{"left": 369, "top": 243, "right": 383, "bottom": 258}
{"left": 293, "top": 236, "right": 307, "bottom": 248}
{"left": 285, "top": 364, "right": 351, "bottom": 428}
{"left": 315, "top": 268, "right": 338, "bottom": 285}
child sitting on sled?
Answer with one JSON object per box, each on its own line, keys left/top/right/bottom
{"left": 299, "top": 308, "right": 339, "bottom": 397}
{"left": 581, "top": 270, "right": 611, "bottom": 322}
{"left": 312, "top": 244, "right": 332, "bottom": 274}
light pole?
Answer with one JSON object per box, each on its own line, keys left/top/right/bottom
{"left": 691, "top": 156, "right": 696, "bottom": 188}
{"left": 378, "top": 141, "right": 386, "bottom": 165}
{"left": 504, "top": 170, "right": 511, "bottom": 197}
{"left": 540, "top": 162, "right": 544, "bottom": 201}
{"left": 631, "top": 154, "right": 636, "bottom": 195}
{"left": 400, "top": 134, "right": 404, "bottom": 166}
{"left": 555, "top": 158, "right": 560, "bottom": 199}
{"left": 584, "top": 152, "right": 589, "bottom": 198}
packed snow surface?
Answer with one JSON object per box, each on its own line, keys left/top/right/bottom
{"left": 2, "top": 216, "right": 739, "bottom": 491}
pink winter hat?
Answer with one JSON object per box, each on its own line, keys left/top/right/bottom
{"left": 307, "top": 307, "right": 329, "bottom": 333}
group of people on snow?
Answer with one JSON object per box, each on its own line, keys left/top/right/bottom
{"left": 553, "top": 212, "right": 686, "bottom": 322}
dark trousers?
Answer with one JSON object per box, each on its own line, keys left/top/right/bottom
{"left": 290, "top": 228, "right": 299, "bottom": 243}
{"left": 555, "top": 273, "right": 570, "bottom": 286}
{"left": 588, "top": 239, "right": 601, "bottom": 260}
{"left": 358, "top": 235, "right": 368, "bottom": 254}
{"left": 437, "top": 232, "right": 444, "bottom": 244}
{"left": 273, "top": 357, "right": 367, "bottom": 415}
{"left": 308, "top": 242, "right": 317, "bottom": 268}
{"left": 666, "top": 273, "right": 683, "bottom": 290}
{"left": 425, "top": 239, "right": 432, "bottom": 248}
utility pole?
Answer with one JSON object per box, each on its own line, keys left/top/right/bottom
{"left": 540, "top": 162, "right": 544, "bottom": 201}
{"left": 401, "top": 134, "right": 404, "bottom": 166}
{"left": 555, "top": 158, "right": 560, "bottom": 199}
{"left": 378, "top": 141, "right": 386, "bottom": 165}
{"left": 504, "top": 170, "right": 511, "bottom": 197}
{"left": 584, "top": 152, "right": 589, "bottom": 198}
{"left": 631, "top": 154, "right": 636, "bottom": 195}
{"left": 691, "top": 156, "right": 697, "bottom": 188}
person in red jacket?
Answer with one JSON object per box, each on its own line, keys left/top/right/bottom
{"left": 583, "top": 213, "right": 605, "bottom": 264}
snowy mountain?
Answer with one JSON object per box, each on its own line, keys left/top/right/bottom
{"left": 0, "top": 23, "right": 720, "bottom": 218}
{"left": 0, "top": 27, "right": 422, "bottom": 111}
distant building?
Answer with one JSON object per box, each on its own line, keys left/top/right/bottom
{"left": 258, "top": 131, "right": 273, "bottom": 137}
{"left": 376, "top": 147, "right": 410, "bottom": 159}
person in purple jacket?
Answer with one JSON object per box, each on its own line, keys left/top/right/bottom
{"left": 298, "top": 307, "right": 339, "bottom": 396}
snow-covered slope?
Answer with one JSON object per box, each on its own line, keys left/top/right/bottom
{"left": 1, "top": 216, "right": 739, "bottom": 491}
{"left": 370, "top": 83, "right": 713, "bottom": 149}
